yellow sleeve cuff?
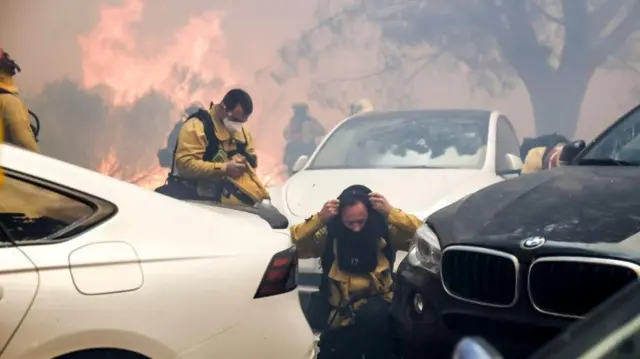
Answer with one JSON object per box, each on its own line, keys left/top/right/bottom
{"left": 304, "top": 213, "right": 326, "bottom": 234}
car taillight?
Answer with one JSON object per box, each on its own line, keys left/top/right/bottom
{"left": 254, "top": 247, "right": 298, "bottom": 299}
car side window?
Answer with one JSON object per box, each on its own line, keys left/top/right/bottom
{"left": 495, "top": 116, "right": 520, "bottom": 163}
{"left": 0, "top": 174, "right": 95, "bottom": 243}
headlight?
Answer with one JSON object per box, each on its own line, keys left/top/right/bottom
{"left": 410, "top": 223, "right": 442, "bottom": 274}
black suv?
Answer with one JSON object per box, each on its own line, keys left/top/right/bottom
{"left": 391, "top": 103, "right": 640, "bottom": 358}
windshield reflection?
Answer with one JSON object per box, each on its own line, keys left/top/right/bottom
{"left": 308, "top": 111, "right": 490, "bottom": 170}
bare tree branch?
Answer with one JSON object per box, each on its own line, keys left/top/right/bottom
{"left": 405, "top": 50, "right": 449, "bottom": 82}
{"left": 319, "top": 48, "right": 437, "bottom": 84}
{"left": 531, "top": 1, "right": 564, "bottom": 26}
{"left": 498, "top": 1, "right": 552, "bottom": 84}
{"left": 593, "top": 1, "right": 640, "bottom": 65}
{"left": 271, "top": 0, "right": 640, "bottom": 136}
{"left": 588, "top": 0, "right": 627, "bottom": 42}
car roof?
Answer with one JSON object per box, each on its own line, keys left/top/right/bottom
{"left": 349, "top": 109, "right": 495, "bottom": 121}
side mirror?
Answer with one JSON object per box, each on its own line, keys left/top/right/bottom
{"left": 496, "top": 153, "right": 523, "bottom": 176}
{"left": 560, "top": 140, "right": 586, "bottom": 165}
{"left": 292, "top": 155, "right": 309, "bottom": 174}
{"left": 453, "top": 337, "right": 504, "bottom": 359}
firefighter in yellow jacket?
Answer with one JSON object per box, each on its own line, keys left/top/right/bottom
{"left": 282, "top": 103, "right": 326, "bottom": 175}
{"left": 0, "top": 48, "right": 39, "bottom": 153}
{"left": 171, "top": 89, "right": 269, "bottom": 205}
{"left": 520, "top": 133, "right": 570, "bottom": 174}
{"left": 291, "top": 184, "right": 422, "bottom": 359}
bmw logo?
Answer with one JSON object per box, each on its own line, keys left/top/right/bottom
{"left": 521, "top": 236, "right": 546, "bottom": 249}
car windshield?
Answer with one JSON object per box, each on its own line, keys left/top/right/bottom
{"left": 308, "top": 111, "right": 490, "bottom": 170}
{"left": 578, "top": 105, "right": 640, "bottom": 165}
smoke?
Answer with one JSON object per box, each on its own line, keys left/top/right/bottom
{"left": 0, "top": 0, "right": 313, "bottom": 186}
{"left": 2, "top": 0, "right": 640, "bottom": 188}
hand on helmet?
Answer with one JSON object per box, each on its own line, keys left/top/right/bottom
{"left": 369, "top": 192, "right": 393, "bottom": 217}
{"left": 319, "top": 199, "right": 340, "bottom": 223}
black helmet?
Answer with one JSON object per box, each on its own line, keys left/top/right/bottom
{"left": 0, "top": 48, "right": 21, "bottom": 76}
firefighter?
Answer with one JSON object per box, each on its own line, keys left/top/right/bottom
{"left": 291, "top": 185, "right": 422, "bottom": 359}
{"left": 520, "top": 133, "right": 570, "bottom": 174}
{"left": 282, "top": 103, "right": 325, "bottom": 175}
{"left": 0, "top": 48, "right": 39, "bottom": 152}
{"left": 166, "top": 89, "right": 269, "bottom": 205}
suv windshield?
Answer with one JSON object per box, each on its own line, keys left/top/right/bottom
{"left": 578, "top": 105, "right": 640, "bottom": 166}
{"left": 308, "top": 111, "right": 490, "bottom": 170}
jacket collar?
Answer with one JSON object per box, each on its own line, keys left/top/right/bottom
{"left": 0, "top": 74, "right": 18, "bottom": 93}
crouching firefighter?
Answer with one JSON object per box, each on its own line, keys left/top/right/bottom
{"left": 291, "top": 185, "right": 422, "bottom": 359}
{"left": 155, "top": 89, "right": 269, "bottom": 206}
{"left": 520, "top": 133, "right": 572, "bottom": 174}
{"left": 0, "top": 48, "right": 40, "bottom": 152}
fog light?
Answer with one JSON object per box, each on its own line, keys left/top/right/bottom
{"left": 413, "top": 292, "right": 424, "bottom": 314}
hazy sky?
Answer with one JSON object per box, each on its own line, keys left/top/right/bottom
{"left": 2, "top": 0, "right": 639, "bottom": 182}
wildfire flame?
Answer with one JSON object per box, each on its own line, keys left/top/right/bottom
{"left": 78, "top": 0, "right": 286, "bottom": 189}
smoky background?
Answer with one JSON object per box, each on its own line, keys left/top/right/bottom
{"left": 1, "top": 0, "right": 639, "bottom": 186}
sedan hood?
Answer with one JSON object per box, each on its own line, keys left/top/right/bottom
{"left": 285, "top": 168, "right": 497, "bottom": 218}
{"left": 435, "top": 166, "right": 640, "bottom": 244}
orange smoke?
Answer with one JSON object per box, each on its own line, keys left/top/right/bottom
{"left": 78, "top": 0, "right": 285, "bottom": 189}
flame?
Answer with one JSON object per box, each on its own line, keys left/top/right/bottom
{"left": 78, "top": 0, "right": 235, "bottom": 108}
{"left": 78, "top": 0, "right": 286, "bottom": 190}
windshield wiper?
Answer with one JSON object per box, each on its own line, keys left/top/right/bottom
{"left": 576, "top": 158, "right": 638, "bottom": 166}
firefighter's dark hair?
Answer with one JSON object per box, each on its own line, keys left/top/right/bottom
{"left": 221, "top": 89, "right": 253, "bottom": 115}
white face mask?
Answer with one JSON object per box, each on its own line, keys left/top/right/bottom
{"left": 223, "top": 117, "right": 242, "bottom": 133}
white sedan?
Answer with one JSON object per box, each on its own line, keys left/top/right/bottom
{"left": 268, "top": 109, "right": 523, "bottom": 294}
{"left": 0, "top": 144, "right": 314, "bottom": 359}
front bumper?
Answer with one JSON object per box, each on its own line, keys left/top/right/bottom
{"left": 390, "top": 259, "right": 457, "bottom": 347}
{"left": 391, "top": 255, "right": 573, "bottom": 356}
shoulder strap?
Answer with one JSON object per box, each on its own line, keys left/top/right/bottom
{"left": 0, "top": 88, "right": 11, "bottom": 95}
{"left": 192, "top": 109, "right": 219, "bottom": 161}
{"left": 170, "top": 109, "right": 220, "bottom": 174}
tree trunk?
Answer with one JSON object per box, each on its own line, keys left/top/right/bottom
{"left": 525, "top": 69, "right": 594, "bottom": 138}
